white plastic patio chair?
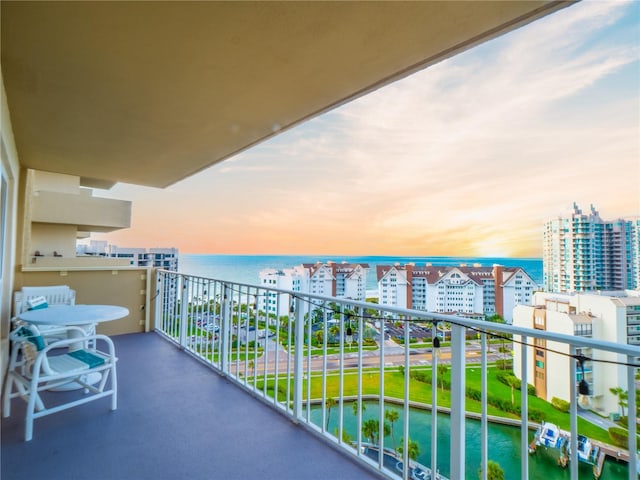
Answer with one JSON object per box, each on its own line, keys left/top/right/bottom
{"left": 13, "top": 285, "right": 95, "bottom": 343}
{"left": 2, "top": 324, "right": 118, "bottom": 441}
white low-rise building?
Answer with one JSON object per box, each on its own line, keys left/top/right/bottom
{"left": 513, "top": 290, "right": 640, "bottom": 416}
{"left": 377, "top": 263, "right": 537, "bottom": 322}
{"left": 259, "top": 261, "right": 369, "bottom": 317}
{"left": 78, "top": 241, "right": 179, "bottom": 270}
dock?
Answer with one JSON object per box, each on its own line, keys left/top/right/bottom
{"left": 594, "top": 450, "right": 606, "bottom": 479}
{"left": 530, "top": 422, "right": 635, "bottom": 478}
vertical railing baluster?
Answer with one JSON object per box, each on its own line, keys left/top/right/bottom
{"left": 432, "top": 321, "right": 438, "bottom": 478}
{"left": 627, "top": 354, "right": 637, "bottom": 480}
{"left": 220, "top": 284, "right": 232, "bottom": 376}
{"left": 450, "top": 323, "right": 466, "bottom": 479}
{"left": 321, "top": 302, "right": 328, "bottom": 432}
{"left": 214, "top": 281, "right": 222, "bottom": 368}
{"left": 154, "top": 271, "right": 162, "bottom": 331}
{"left": 273, "top": 289, "right": 281, "bottom": 406}
{"left": 480, "top": 332, "right": 488, "bottom": 480}
{"left": 286, "top": 296, "right": 293, "bottom": 415}
{"left": 403, "top": 319, "right": 410, "bottom": 480}
{"left": 378, "top": 315, "right": 385, "bottom": 469}
{"left": 521, "top": 334, "right": 529, "bottom": 479}
{"left": 356, "top": 311, "right": 363, "bottom": 454}
{"left": 262, "top": 288, "right": 269, "bottom": 398}
{"left": 569, "top": 345, "right": 578, "bottom": 480}
{"left": 244, "top": 286, "right": 251, "bottom": 383}
{"left": 179, "top": 276, "right": 189, "bottom": 348}
{"left": 338, "top": 306, "right": 345, "bottom": 443}
{"left": 293, "top": 296, "right": 304, "bottom": 422}
{"left": 252, "top": 288, "right": 259, "bottom": 390}
{"left": 306, "top": 298, "right": 312, "bottom": 423}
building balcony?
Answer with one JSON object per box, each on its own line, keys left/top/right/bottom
{"left": 3, "top": 271, "right": 638, "bottom": 479}
{"left": 32, "top": 189, "right": 132, "bottom": 233}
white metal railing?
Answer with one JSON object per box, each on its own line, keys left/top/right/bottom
{"left": 154, "top": 270, "right": 639, "bottom": 480}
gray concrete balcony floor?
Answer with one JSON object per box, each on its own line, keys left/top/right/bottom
{"left": 2, "top": 332, "right": 381, "bottom": 480}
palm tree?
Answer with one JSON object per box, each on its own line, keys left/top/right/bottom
{"left": 325, "top": 397, "right": 337, "bottom": 430}
{"left": 362, "top": 419, "right": 378, "bottom": 445}
{"left": 398, "top": 438, "right": 420, "bottom": 460}
{"left": 609, "top": 387, "right": 628, "bottom": 417}
{"left": 352, "top": 400, "right": 366, "bottom": 418}
{"left": 506, "top": 375, "right": 519, "bottom": 405}
{"left": 329, "top": 324, "right": 340, "bottom": 341}
{"left": 361, "top": 419, "right": 390, "bottom": 446}
{"left": 385, "top": 409, "right": 399, "bottom": 454}
{"left": 437, "top": 363, "right": 448, "bottom": 390}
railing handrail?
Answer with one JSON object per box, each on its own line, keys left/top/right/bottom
{"left": 157, "top": 270, "right": 640, "bottom": 358}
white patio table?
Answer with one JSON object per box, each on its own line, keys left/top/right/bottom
{"left": 17, "top": 304, "right": 128, "bottom": 390}
{"left": 17, "top": 304, "right": 129, "bottom": 331}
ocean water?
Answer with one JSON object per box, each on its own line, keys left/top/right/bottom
{"left": 178, "top": 254, "right": 543, "bottom": 291}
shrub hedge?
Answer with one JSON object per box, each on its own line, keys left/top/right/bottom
{"left": 607, "top": 426, "right": 639, "bottom": 448}
{"left": 551, "top": 397, "right": 570, "bottom": 412}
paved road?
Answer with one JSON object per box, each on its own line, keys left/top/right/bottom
{"left": 577, "top": 408, "right": 619, "bottom": 430}
{"left": 230, "top": 339, "right": 504, "bottom": 376}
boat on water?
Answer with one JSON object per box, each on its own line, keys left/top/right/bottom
{"left": 574, "top": 435, "right": 600, "bottom": 465}
{"left": 533, "top": 422, "right": 567, "bottom": 450}
{"left": 529, "top": 422, "right": 607, "bottom": 477}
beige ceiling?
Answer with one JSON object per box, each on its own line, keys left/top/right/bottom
{"left": 1, "top": 1, "right": 572, "bottom": 189}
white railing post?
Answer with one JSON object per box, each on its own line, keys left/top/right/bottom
{"left": 450, "top": 323, "right": 466, "bottom": 480}
{"left": 569, "top": 345, "right": 578, "bottom": 480}
{"left": 520, "top": 335, "right": 529, "bottom": 479}
{"left": 431, "top": 323, "right": 438, "bottom": 478}
{"left": 480, "top": 332, "right": 488, "bottom": 480}
{"left": 403, "top": 319, "right": 410, "bottom": 480}
{"left": 220, "top": 284, "right": 232, "bottom": 375}
{"left": 293, "top": 296, "right": 305, "bottom": 422}
{"left": 356, "top": 311, "right": 364, "bottom": 454}
{"left": 154, "top": 270, "right": 164, "bottom": 331}
{"left": 179, "top": 276, "right": 189, "bottom": 347}
{"left": 627, "top": 354, "right": 637, "bottom": 480}
{"left": 378, "top": 316, "right": 385, "bottom": 469}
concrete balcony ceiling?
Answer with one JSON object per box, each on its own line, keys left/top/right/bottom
{"left": 1, "top": 1, "right": 572, "bottom": 189}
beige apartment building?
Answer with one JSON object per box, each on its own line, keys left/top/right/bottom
{"left": 513, "top": 290, "right": 640, "bottom": 416}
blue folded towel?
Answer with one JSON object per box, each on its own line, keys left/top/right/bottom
{"left": 68, "top": 350, "right": 105, "bottom": 368}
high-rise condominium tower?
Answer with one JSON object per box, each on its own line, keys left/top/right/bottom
{"left": 543, "top": 203, "right": 639, "bottom": 293}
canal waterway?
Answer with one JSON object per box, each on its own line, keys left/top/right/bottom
{"left": 311, "top": 402, "right": 628, "bottom": 479}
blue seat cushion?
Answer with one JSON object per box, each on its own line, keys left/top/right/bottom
{"left": 67, "top": 350, "right": 105, "bottom": 368}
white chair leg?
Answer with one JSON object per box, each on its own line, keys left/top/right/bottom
{"left": 24, "top": 377, "right": 39, "bottom": 442}
{"left": 110, "top": 362, "right": 117, "bottom": 411}
{"left": 3, "top": 374, "right": 14, "bottom": 418}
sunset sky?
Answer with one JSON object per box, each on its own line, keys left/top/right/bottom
{"left": 91, "top": 1, "right": 639, "bottom": 258}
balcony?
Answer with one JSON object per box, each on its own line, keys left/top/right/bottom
{"left": 1, "top": 332, "right": 376, "bottom": 480}
{"left": 32, "top": 189, "right": 132, "bottom": 233}
{"left": 2, "top": 271, "right": 638, "bottom": 480}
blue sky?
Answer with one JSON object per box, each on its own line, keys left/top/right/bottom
{"left": 93, "top": 1, "right": 640, "bottom": 257}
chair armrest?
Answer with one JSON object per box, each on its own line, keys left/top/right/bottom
{"left": 42, "top": 334, "right": 116, "bottom": 358}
